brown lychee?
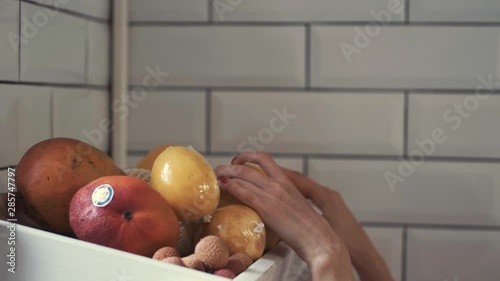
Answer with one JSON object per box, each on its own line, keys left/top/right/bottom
{"left": 226, "top": 253, "right": 253, "bottom": 275}
{"left": 194, "top": 235, "right": 229, "bottom": 270}
{"left": 161, "top": 256, "right": 185, "bottom": 267}
{"left": 214, "top": 269, "right": 236, "bottom": 279}
{"left": 153, "top": 247, "right": 180, "bottom": 260}
{"left": 181, "top": 255, "right": 205, "bottom": 271}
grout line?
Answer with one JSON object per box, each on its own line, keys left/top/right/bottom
{"left": 84, "top": 21, "right": 89, "bottom": 84}
{"left": 206, "top": 89, "right": 212, "bottom": 154}
{"left": 21, "top": 0, "right": 110, "bottom": 23}
{"left": 208, "top": 0, "right": 213, "bottom": 23}
{"left": 0, "top": 80, "right": 109, "bottom": 89}
{"left": 18, "top": 0, "right": 21, "bottom": 81}
{"left": 403, "top": 91, "right": 409, "bottom": 158}
{"left": 124, "top": 85, "right": 500, "bottom": 94}
{"left": 303, "top": 156, "right": 309, "bottom": 175}
{"left": 305, "top": 24, "right": 311, "bottom": 89}
{"left": 405, "top": 0, "right": 410, "bottom": 24}
{"left": 125, "top": 151, "right": 500, "bottom": 163}
{"left": 401, "top": 226, "right": 408, "bottom": 281}
{"left": 129, "top": 21, "right": 500, "bottom": 27}
{"left": 360, "top": 222, "right": 500, "bottom": 231}
{"left": 0, "top": 166, "right": 17, "bottom": 171}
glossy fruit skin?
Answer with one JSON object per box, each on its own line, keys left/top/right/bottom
{"left": 15, "top": 138, "right": 124, "bottom": 235}
{"left": 151, "top": 146, "right": 219, "bottom": 223}
{"left": 136, "top": 144, "right": 174, "bottom": 170}
{"left": 201, "top": 204, "right": 266, "bottom": 261}
{"left": 69, "top": 176, "right": 180, "bottom": 257}
{"left": 217, "top": 163, "right": 280, "bottom": 251}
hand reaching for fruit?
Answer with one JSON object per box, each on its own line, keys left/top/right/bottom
{"left": 215, "top": 152, "right": 354, "bottom": 281}
{"left": 281, "top": 168, "right": 395, "bottom": 281}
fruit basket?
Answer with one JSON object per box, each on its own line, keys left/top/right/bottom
{"left": 2, "top": 141, "right": 311, "bottom": 280}
{"left": 0, "top": 220, "right": 308, "bottom": 281}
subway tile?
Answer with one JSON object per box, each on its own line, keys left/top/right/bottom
{"left": 26, "top": 0, "right": 111, "bottom": 19}
{"left": 407, "top": 229, "right": 500, "bottom": 281}
{"left": 206, "top": 156, "right": 304, "bottom": 172}
{"left": 308, "top": 159, "right": 500, "bottom": 225}
{"left": 311, "top": 26, "right": 500, "bottom": 89}
{"left": 410, "top": 0, "right": 500, "bottom": 22}
{"left": 213, "top": 0, "right": 404, "bottom": 22}
{"left": 211, "top": 91, "right": 404, "bottom": 154}
{"left": 20, "top": 2, "right": 86, "bottom": 83}
{"left": 130, "top": 26, "right": 305, "bottom": 87}
{"left": 356, "top": 227, "right": 403, "bottom": 281}
{"left": 408, "top": 93, "right": 500, "bottom": 158}
{"left": 130, "top": 0, "right": 208, "bottom": 22}
{"left": 0, "top": 85, "right": 51, "bottom": 167}
{"left": 128, "top": 90, "right": 206, "bottom": 152}
{"left": 87, "top": 21, "right": 110, "bottom": 85}
{"left": 52, "top": 88, "right": 109, "bottom": 152}
{"left": 0, "top": 0, "right": 19, "bottom": 81}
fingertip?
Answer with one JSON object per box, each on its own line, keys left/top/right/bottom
{"left": 217, "top": 176, "right": 229, "bottom": 188}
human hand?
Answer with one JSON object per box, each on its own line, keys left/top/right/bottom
{"left": 281, "top": 168, "right": 394, "bottom": 281}
{"left": 215, "top": 152, "right": 354, "bottom": 281}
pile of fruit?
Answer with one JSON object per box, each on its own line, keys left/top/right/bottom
{"left": 11, "top": 138, "right": 280, "bottom": 279}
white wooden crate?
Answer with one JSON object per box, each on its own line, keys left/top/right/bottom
{"left": 0, "top": 221, "right": 309, "bottom": 281}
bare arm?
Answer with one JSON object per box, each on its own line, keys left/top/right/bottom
{"left": 215, "top": 152, "right": 354, "bottom": 281}
{"left": 282, "top": 168, "right": 395, "bottom": 281}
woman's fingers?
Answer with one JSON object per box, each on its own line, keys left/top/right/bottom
{"left": 215, "top": 164, "right": 270, "bottom": 189}
{"left": 232, "top": 152, "right": 289, "bottom": 182}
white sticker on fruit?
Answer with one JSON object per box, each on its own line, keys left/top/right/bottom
{"left": 92, "top": 184, "right": 114, "bottom": 207}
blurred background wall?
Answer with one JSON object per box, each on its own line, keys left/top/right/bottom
{"left": 0, "top": 0, "right": 111, "bottom": 166}
{"left": 0, "top": 1, "right": 499, "bottom": 280}
{"left": 127, "top": 1, "right": 500, "bottom": 280}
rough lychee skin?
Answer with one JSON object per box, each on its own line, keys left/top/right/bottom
{"left": 181, "top": 255, "right": 206, "bottom": 271}
{"left": 214, "top": 269, "right": 236, "bottom": 279}
{"left": 231, "top": 253, "right": 253, "bottom": 268}
{"left": 161, "top": 257, "right": 185, "bottom": 267}
{"left": 153, "top": 247, "right": 180, "bottom": 260}
{"left": 194, "top": 235, "right": 229, "bottom": 270}
{"left": 226, "top": 253, "right": 253, "bottom": 275}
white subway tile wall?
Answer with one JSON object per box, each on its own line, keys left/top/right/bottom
{"left": 212, "top": 0, "right": 405, "bottom": 22}
{"left": 407, "top": 229, "right": 500, "bottom": 280}
{"left": 52, "top": 88, "right": 109, "bottom": 151}
{"left": 129, "top": 26, "right": 305, "bottom": 87}
{"left": 0, "top": 0, "right": 19, "bottom": 81}
{"left": 0, "top": 1, "right": 111, "bottom": 168}
{"left": 408, "top": 93, "right": 500, "bottom": 158}
{"left": 87, "top": 21, "right": 110, "bottom": 85}
{"left": 128, "top": 2, "right": 500, "bottom": 279}
{"left": 410, "top": 0, "right": 500, "bottom": 22}
{"left": 20, "top": 2, "right": 87, "bottom": 83}
{"left": 130, "top": 0, "right": 208, "bottom": 22}
{"left": 26, "top": 0, "right": 111, "bottom": 20}
{"left": 128, "top": 90, "right": 206, "bottom": 152}
{"left": 311, "top": 26, "right": 500, "bottom": 89}
{"left": 0, "top": 85, "right": 51, "bottom": 167}
{"left": 211, "top": 91, "right": 404, "bottom": 154}
{"left": 308, "top": 159, "right": 500, "bottom": 226}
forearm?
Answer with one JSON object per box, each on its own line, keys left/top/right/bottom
{"left": 350, "top": 240, "right": 394, "bottom": 281}
{"left": 307, "top": 239, "right": 355, "bottom": 281}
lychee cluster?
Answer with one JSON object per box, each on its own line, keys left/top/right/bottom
{"left": 151, "top": 236, "right": 253, "bottom": 279}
